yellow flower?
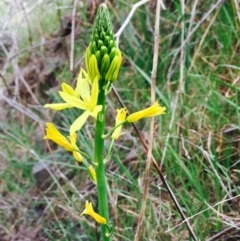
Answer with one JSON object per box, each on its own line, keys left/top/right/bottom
{"left": 88, "top": 165, "right": 97, "bottom": 182}
{"left": 111, "top": 108, "right": 127, "bottom": 140}
{"left": 45, "top": 69, "right": 102, "bottom": 135}
{"left": 43, "top": 123, "right": 82, "bottom": 162}
{"left": 127, "top": 101, "right": 166, "bottom": 122}
{"left": 81, "top": 201, "right": 106, "bottom": 224}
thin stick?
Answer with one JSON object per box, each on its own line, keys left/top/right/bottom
{"left": 176, "top": 0, "right": 186, "bottom": 161}
{"left": 189, "top": 7, "right": 220, "bottom": 72}
{"left": 0, "top": 73, "right": 12, "bottom": 96}
{"left": 70, "top": 0, "right": 78, "bottom": 71}
{"left": 233, "top": 0, "right": 240, "bottom": 24}
{"left": 20, "top": 1, "right": 33, "bottom": 47}
{"left": 165, "top": 194, "right": 240, "bottom": 233}
{"left": 160, "top": 94, "right": 179, "bottom": 168}
{"left": 115, "top": 0, "right": 166, "bottom": 46}
{"left": 17, "top": 69, "right": 41, "bottom": 105}
{"left": 0, "top": 95, "right": 43, "bottom": 123}
{"left": 179, "top": 0, "right": 185, "bottom": 94}
{"left": 56, "top": 0, "right": 69, "bottom": 60}
{"left": 163, "top": 0, "right": 224, "bottom": 166}
{"left": 167, "top": 0, "right": 224, "bottom": 82}
{"left": 133, "top": 0, "right": 160, "bottom": 240}
{"left": 187, "top": 0, "right": 198, "bottom": 37}
{"left": 206, "top": 222, "right": 240, "bottom": 241}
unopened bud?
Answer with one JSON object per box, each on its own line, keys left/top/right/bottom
{"left": 85, "top": 3, "right": 122, "bottom": 82}
{"left": 101, "top": 54, "right": 110, "bottom": 74}
{"left": 95, "top": 51, "right": 101, "bottom": 66}
{"left": 100, "top": 46, "right": 108, "bottom": 57}
{"left": 105, "top": 51, "right": 122, "bottom": 82}
{"left": 109, "top": 47, "right": 116, "bottom": 61}
{"left": 97, "top": 40, "right": 103, "bottom": 49}
{"left": 88, "top": 55, "right": 100, "bottom": 82}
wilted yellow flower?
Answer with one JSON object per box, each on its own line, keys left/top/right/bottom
{"left": 81, "top": 201, "right": 106, "bottom": 224}
{"left": 88, "top": 165, "right": 97, "bottom": 182}
{"left": 43, "top": 123, "right": 82, "bottom": 162}
{"left": 111, "top": 108, "right": 127, "bottom": 140}
{"left": 127, "top": 101, "right": 166, "bottom": 122}
{"left": 45, "top": 69, "right": 102, "bottom": 135}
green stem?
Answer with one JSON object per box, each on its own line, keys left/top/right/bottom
{"left": 102, "top": 120, "right": 127, "bottom": 139}
{"left": 94, "top": 80, "right": 111, "bottom": 241}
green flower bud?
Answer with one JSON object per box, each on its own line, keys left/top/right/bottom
{"left": 97, "top": 40, "right": 103, "bottom": 49}
{"left": 90, "top": 41, "right": 97, "bottom": 53}
{"left": 104, "top": 36, "right": 110, "bottom": 46}
{"left": 100, "top": 54, "right": 110, "bottom": 74}
{"left": 100, "top": 31, "right": 106, "bottom": 40}
{"left": 95, "top": 51, "right": 101, "bottom": 66}
{"left": 109, "top": 47, "right": 116, "bottom": 61}
{"left": 105, "top": 50, "right": 122, "bottom": 82}
{"left": 88, "top": 55, "right": 100, "bottom": 82}
{"left": 100, "top": 46, "right": 108, "bottom": 57}
{"left": 109, "top": 40, "right": 114, "bottom": 48}
{"left": 85, "top": 3, "right": 122, "bottom": 82}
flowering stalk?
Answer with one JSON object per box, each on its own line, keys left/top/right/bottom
{"left": 43, "top": 3, "right": 166, "bottom": 240}
{"left": 94, "top": 81, "right": 111, "bottom": 240}
{"left": 88, "top": 4, "right": 121, "bottom": 240}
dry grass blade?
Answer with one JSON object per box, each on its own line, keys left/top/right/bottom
{"left": 167, "top": 0, "right": 225, "bottom": 83}
{"left": 134, "top": 0, "right": 160, "bottom": 240}
{"left": 206, "top": 222, "right": 240, "bottom": 241}
{"left": 165, "top": 194, "right": 240, "bottom": 233}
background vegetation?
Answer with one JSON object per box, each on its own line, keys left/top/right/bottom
{"left": 0, "top": 0, "right": 239, "bottom": 240}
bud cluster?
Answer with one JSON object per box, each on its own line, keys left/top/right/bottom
{"left": 85, "top": 3, "right": 122, "bottom": 83}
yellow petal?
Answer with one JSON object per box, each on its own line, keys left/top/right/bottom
{"left": 89, "top": 105, "right": 103, "bottom": 118}
{"left": 88, "top": 55, "right": 100, "bottom": 83}
{"left": 69, "top": 132, "right": 77, "bottom": 145}
{"left": 59, "top": 92, "right": 88, "bottom": 110}
{"left": 76, "top": 69, "right": 91, "bottom": 102}
{"left": 73, "top": 151, "right": 83, "bottom": 162}
{"left": 91, "top": 76, "right": 99, "bottom": 105}
{"left": 70, "top": 111, "right": 90, "bottom": 135}
{"left": 88, "top": 165, "right": 97, "bottom": 182}
{"left": 81, "top": 201, "right": 106, "bottom": 224}
{"left": 44, "top": 103, "right": 73, "bottom": 110}
{"left": 43, "top": 123, "right": 73, "bottom": 151}
{"left": 127, "top": 101, "right": 166, "bottom": 122}
{"left": 62, "top": 83, "right": 79, "bottom": 97}
{"left": 112, "top": 108, "right": 127, "bottom": 140}
{"left": 81, "top": 68, "right": 90, "bottom": 82}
